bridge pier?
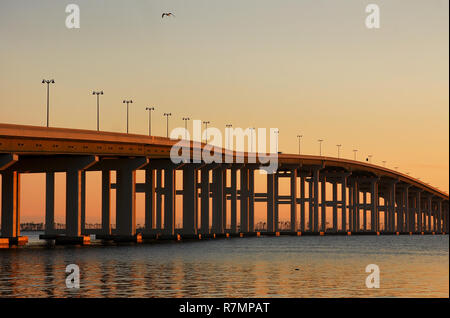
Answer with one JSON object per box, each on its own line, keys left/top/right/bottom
{"left": 267, "top": 173, "right": 275, "bottom": 232}
{"left": 320, "top": 175, "right": 326, "bottom": 232}
{"left": 144, "top": 168, "right": 156, "bottom": 233}
{"left": 45, "top": 172, "right": 55, "bottom": 235}
{"left": 101, "top": 170, "right": 111, "bottom": 235}
{"left": 212, "top": 167, "right": 224, "bottom": 234}
{"left": 370, "top": 178, "right": 379, "bottom": 232}
{"left": 300, "top": 175, "right": 306, "bottom": 232}
{"left": 230, "top": 168, "right": 238, "bottom": 233}
{"left": 200, "top": 167, "right": 210, "bottom": 234}
{"left": 182, "top": 165, "right": 198, "bottom": 235}
{"left": 249, "top": 169, "right": 255, "bottom": 232}
{"left": 290, "top": 168, "right": 298, "bottom": 232}
{"left": 1, "top": 171, "right": 20, "bottom": 238}
{"left": 240, "top": 167, "right": 249, "bottom": 233}
{"left": 341, "top": 175, "right": 347, "bottom": 232}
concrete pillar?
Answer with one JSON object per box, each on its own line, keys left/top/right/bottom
{"left": 274, "top": 172, "right": 279, "bottom": 231}
{"left": 66, "top": 169, "right": 83, "bottom": 237}
{"left": 183, "top": 166, "right": 197, "bottom": 235}
{"left": 230, "top": 168, "right": 237, "bottom": 233}
{"left": 300, "top": 176, "right": 306, "bottom": 232}
{"left": 212, "top": 168, "right": 224, "bottom": 234}
{"left": 353, "top": 180, "right": 359, "bottom": 231}
{"left": 163, "top": 168, "right": 176, "bottom": 235}
{"left": 101, "top": 170, "right": 111, "bottom": 235}
{"left": 320, "top": 176, "right": 326, "bottom": 232}
{"left": 115, "top": 168, "right": 136, "bottom": 236}
{"left": 437, "top": 199, "right": 442, "bottom": 232}
{"left": 45, "top": 172, "right": 55, "bottom": 235}
{"left": 348, "top": 181, "right": 353, "bottom": 232}
{"left": 404, "top": 186, "right": 410, "bottom": 232}
{"left": 1, "top": 171, "right": 20, "bottom": 237}
{"left": 363, "top": 191, "right": 367, "bottom": 231}
{"left": 427, "top": 196, "right": 432, "bottom": 231}
{"left": 332, "top": 182, "right": 338, "bottom": 232}
{"left": 156, "top": 169, "right": 162, "bottom": 230}
{"left": 80, "top": 171, "right": 86, "bottom": 234}
{"left": 249, "top": 169, "right": 255, "bottom": 232}
{"left": 341, "top": 176, "right": 347, "bottom": 232}
{"left": 308, "top": 179, "right": 313, "bottom": 231}
{"left": 313, "top": 169, "right": 319, "bottom": 232}
{"left": 267, "top": 173, "right": 275, "bottom": 232}
{"left": 416, "top": 192, "right": 422, "bottom": 232}
{"left": 144, "top": 168, "right": 156, "bottom": 232}
{"left": 200, "top": 167, "right": 210, "bottom": 234}
{"left": 389, "top": 182, "right": 396, "bottom": 232}
{"left": 370, "top": 179, "right": 378, "bottom": 232}
{"left": 240, "top": 167, "right": 249, "bottom": 233}
{"left": 290, "top": 169, "right": 297, "bottom": 232}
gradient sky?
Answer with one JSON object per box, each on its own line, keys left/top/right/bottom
{"left": 0, "top": 0, "right": 448, "bottom": 224}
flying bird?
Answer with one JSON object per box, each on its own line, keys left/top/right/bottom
{"left": 162, "top": 12, "right": 175, "bottom": 18}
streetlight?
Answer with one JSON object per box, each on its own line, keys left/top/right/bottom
{"left": 164, "top": 113, "right": 172, "bottom": 138}
{"left": 145, "top": 106, "right": 155, "bottom": 136}
{"left": 182, "top": 117, "right": 190, "bottom": 140}
{"left": 318, "top": 139, "right": 323, "bottom": 156}
{"left": 42, "top": 79, "right": 55, "bottom": 127}
{"left": 93, "top": 91, "right": 103, "bottom": 131}
{"left": 297, "top": 135, "right": 303, "bottom": 155}
{"left": 203, "top": 121, "right": 210, "bottom": 143}
{"left": 353, "top": 149, "right": 358, "bottom": 160}
{"left": 226, "top": 124, "right": 232, "bottom": 149}
{"left": 336, "top": 144, "right": 342, "bottom": 159}
{"left": 123, "top": 100, "right": 133, "bottom": 133}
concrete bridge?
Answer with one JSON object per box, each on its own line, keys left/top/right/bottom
{"left": 0, "top": 123, "right": 448, "bottom": 245}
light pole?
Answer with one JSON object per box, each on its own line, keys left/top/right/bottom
{"left": 182, "top": 117, "right": 190, "bottom": 140}
{"left": 164, "top": 113, "right": 172, "bottom": 138}
{"left": 42, "top": 79, "right": 55, "bottom": 127}
{"left": 336, "top": 144, "right": 342, "bottom": 159}
{"left": 226, "top": 124, "right": 232, "bottom": 149}
{"left": 93, "top": 91, "right": 103, "bottom": 131}
{"left": 318, "top": 139, "right": 323, "bottom": 156}
{"left": 353, "top": 149, "right": 358, "bottom": 160}
{"left": 145, "top": 106, "right": 155, "bottom": 136}
{"left": 297, "top": 135, "right": 303, "bottom": 155}
{"left": 203, "top": 121, "right": 210, "bottom": 143}
{"left": 123, "top": 100, "right": 133, "bottom": 133}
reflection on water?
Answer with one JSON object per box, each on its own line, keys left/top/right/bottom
{"left": 0, "top": 233, "right": 448, "bottom": 297}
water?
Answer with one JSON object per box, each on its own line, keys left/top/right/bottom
{"left": 0, "top": 232, "right": 448, "bottom": 297}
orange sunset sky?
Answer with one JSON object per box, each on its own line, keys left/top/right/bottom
{"left": 0, "top": 0, "right": 448, "bottom": 225}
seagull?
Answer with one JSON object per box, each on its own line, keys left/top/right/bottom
{"left": 162, "top": 12, "right": 175, "bottom": 18}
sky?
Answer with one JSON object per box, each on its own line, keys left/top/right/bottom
{"left": 0, "top": 0, "right": 448, "bottom": 224}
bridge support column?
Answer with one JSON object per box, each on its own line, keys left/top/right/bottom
{"left": 230, "top": 168, "right": 237, "bottom": 233}
{"left": 363, "top": 191, "right": 367, "bottom": 231}
{"left": 101, "top": 170, "right": 111, "bottom": 235}
{"left": 290, "top": 168, "right": 298, "bottom": 232}
{"left": 437, "top": 199, "right": 442, "bottom": 233}
{"left": 1, "top": 171, "right": 20, "bottom": 238}
{"left": 66, "top": 169, "right": 83, "bottom": 237}
{"left": 249, "top": 169, "right": 255, "bottom": 232}
{"left": 353, "top": 180, "right": 360, "bottom": 232}
{"left": 331, "top": 182, "right": 337, "bottom": 232}
{"left": 156, "top": 169, "right": 162, "bottom": 230}
{"left": 348, "top": 181, "right": 353, "bottom": 232}
{"left": 416, "top": 191, "right": 422, "bottom": 232}
{"left": 45, "top": 172, "right": 55, "bottom": 235}
{"left": 404, "top": 186, "right": 411, "bottom": 232}
{"left": 115, "top": 157, "right": 147, "bottom": 237}
{"left": 341, "top": 175, "right": 347, "bottom": 232}
{"left": 313, "top": 168, "right": 319, "bottom": 232}
{"left": 275, "top": 172, "right": 279, "bottom": 231}
{"left": 240, "top": 167, "right": 249, "bottom": 233}
{"left": 388, "top": 181, "right": 396, "bottom": 233}
{"left": 267, "top": 173, "right": 275, "bottom": 232}
{"left": 300, "top": 175, "right": 306, "bottom": 232}
{"left": 80, "top": 171, "right": 86, "bottom": 235}
{"left": 427, "top": 196, "right": 432, "bottom": 231}
{"left": 144, "top": 168, "right": 156, "bottom": 233}
{"left": 212, "top": 168, "right": 224, "bottom": 234}
{"left": 320, "top": 176, "right": 326, "bottom": 232}
{"left": 200, "top": 167, "right": 210, "bottom": 234}
{"left": 308, "top": 178, "right": 313, "bottom": 231}
{"left": 183, "top": 166, "right": 198, "bottom": 235}
{"left": 163, "top": 167, "right": 176, "bottom": 235}
{"left": 370, "top": 179, "right": 379, "bottom": 232}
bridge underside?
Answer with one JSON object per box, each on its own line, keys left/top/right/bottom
{"left": 1, "top": 154, "right": 448, "bottom": 243}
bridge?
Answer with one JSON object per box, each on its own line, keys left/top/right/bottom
{"left": 0, "top": 123, "right": 448, "bottom": 246}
